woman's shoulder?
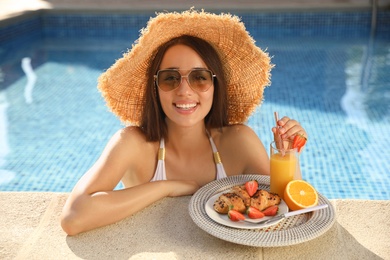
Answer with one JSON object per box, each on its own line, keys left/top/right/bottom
{"left": 110, "top": 126, "right": 158, "bottom": 151}
{"left": 116, "top": 126, "right": 146, "bottom": 140}
{"left": 108, "top": 126, "right": 159, "bottom": 170}
{"left": 100, "top": 127, "right": 159, "bottom": 186}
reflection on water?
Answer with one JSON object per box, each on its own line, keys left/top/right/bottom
{"left": 0, "top": 89, "right": 15, "bottom": 185}
{"left": 342, "top": 35, "right": 390, "bottom": 126}
{"left": 21, "top": 57, "right": 37, "bottom": 104}
{"left": 0, "top": 56, "right": 36, "bottom": 185}
{"left": 341, "top": 62, "right": 369, "bottom": 128}
{"left": 0, "top": 90, "right": 10, "bottom": 165}
{"left": 341, "top": 43, "right": 390, "bottom": 182}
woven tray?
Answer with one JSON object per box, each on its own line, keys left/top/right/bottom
{"left": 189, "top": 175, "right": 336, "bottom": 247}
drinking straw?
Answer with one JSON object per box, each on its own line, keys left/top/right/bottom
{"left": 274, "top": 112, "right": 285, "bottom": 155}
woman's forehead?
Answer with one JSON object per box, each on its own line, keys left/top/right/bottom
{"left": 159, "top": 44, "right": 207, "bottom": 70}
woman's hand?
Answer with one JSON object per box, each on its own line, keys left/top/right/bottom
{"left": 272, "top": 116, "right": 308, "bottom": 143}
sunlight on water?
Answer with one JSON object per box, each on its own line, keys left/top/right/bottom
{"left": 0, "top": 90, "right": 16, "bottom": 185}
{"left": 21, "top": 57, "right": 37, "bottom": 104}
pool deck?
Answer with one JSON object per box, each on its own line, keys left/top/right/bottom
{"left": 1, "top": 0, "right": 390, "bottom": 259}
{"left": 1, "top": 192, "right": 390, "bottom": 259}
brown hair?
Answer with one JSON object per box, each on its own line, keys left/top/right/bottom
{"left": 140, "top": 35, "right": 228, "bottom": 141}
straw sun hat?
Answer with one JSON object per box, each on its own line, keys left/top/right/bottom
{"left": 98, "top": 9, "right": 272, "bottom": 125}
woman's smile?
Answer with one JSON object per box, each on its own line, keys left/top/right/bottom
{"left": 174, "top": 102, "right": 198, "bottom": 111}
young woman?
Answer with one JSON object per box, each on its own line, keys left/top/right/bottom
{"left": 61, "top": 10, "right": 307, "bottom": 235}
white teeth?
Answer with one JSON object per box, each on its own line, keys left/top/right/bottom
{"left": 175, "top": 103, "right": 197, "bottom": 110}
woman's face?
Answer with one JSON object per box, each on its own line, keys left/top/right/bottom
{"left": 157, "top": 44, "right": 214, "bottom": 128}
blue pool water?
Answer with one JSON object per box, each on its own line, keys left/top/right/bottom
{"left": 0, "top": 11, "right": 389, "bottom": 200}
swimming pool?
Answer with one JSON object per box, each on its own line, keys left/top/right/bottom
{"left": 0, "top": 11, "right": 389, "bottom": 200}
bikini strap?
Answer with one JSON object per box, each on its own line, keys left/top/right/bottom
{"left": 158, "top": 138, "right": 165, "bottom": 160}
{"left": 206, "top": 130, "right": 228, "bottom": 180}
{"left": 206, "top": 130, "right": 222, "bottom": 165}
{"left": 150, "top": 138, "right": 166, "bottom": 182}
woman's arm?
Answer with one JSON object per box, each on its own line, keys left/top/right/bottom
{"left": 60, "top": 127, "right": 198, "bottom": 235}
{"left": 61, "top": 180, "right": 197, "bottom": 235}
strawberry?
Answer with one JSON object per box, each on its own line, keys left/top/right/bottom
{"left": 245, "top": 180, "right": 258, "bottom": 197}
{"left": 292, "top": 134, "right": 307, "bottom": 152}
{"left": 228, "top": 208, "right": 245, "bottom": 222}
{"left": 246, "top": 206, "right": 265, "bottom": 219}
{"left": 262, "top": 205, "right": 279, "bottom": 216}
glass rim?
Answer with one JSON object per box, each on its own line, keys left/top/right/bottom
{"left": 270, "top": 140, "right": 297, "bottom": 152}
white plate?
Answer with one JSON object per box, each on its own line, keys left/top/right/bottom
{"left": 189, "top": 175, "right": 336, "bottom": 247}
{"left": 205, "top": 191, "right": 289, "bottom": 229}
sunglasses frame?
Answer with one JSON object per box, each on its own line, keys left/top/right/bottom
{"left": 154, "top": 69, "right": 216, "bottom": 92}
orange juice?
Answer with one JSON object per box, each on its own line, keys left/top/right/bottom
{"left": 270, "top": 150, "right": 297, "bottom": 200}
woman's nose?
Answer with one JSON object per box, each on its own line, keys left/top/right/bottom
{"left": 176, "top": 76, "right": 193, "bottom": 94}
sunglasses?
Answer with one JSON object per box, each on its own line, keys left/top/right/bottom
{"left": 154, "top": 69, "right": 216, "bottom": 92}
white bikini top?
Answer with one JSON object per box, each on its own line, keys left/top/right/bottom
{"left": 150, "top": 132, "right": 228, "bottom": 182}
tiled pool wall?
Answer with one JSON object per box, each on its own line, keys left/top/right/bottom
{"left": 1, "top": 11, "right": 390, "bottom": 47}
{"left": 1, "top": 10, "right": 389, "bottom": 98}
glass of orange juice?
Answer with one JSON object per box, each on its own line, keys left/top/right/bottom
{"left": 270, "top": 140, "right": 298, "bottom": 200}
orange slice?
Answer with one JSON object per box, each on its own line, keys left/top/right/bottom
{"left": 284, "top": 180, "right": 318, "bottom": 211}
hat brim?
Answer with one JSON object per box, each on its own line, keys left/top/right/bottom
{"left": 98, "top": 9, "right": 272, "bottom": 125}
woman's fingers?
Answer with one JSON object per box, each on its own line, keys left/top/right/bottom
{"left": 276, "top": 116, "right": 308, "bottom": 140}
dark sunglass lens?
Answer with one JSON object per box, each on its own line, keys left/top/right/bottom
{"left": 158, "top": 70, "right": 181, "bottom": 91}
{"left": 189, "top": 70, "right": 213, "bottom": 91}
